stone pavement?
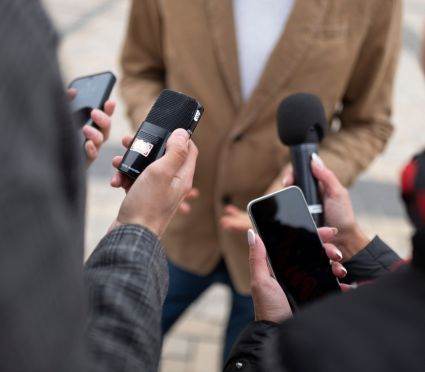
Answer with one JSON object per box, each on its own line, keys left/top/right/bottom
{"left": 43, "top": 1, "right": 425, "bottom": 371}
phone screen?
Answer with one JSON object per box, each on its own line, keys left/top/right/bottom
{"left": 248, "top": 186, "right": 340, "bottom": 306}
{"left": 69, "top": 71, "right": 116, "bottom": 128}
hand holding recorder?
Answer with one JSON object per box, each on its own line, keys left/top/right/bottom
{"left": 110, "top": 129, "right": 198, "bottom": 238}
{"left": 118, "top": 89, "right": 203, "bottom": 180}
{"left": 110, "top": 89, "right": 203, "bottom": 237}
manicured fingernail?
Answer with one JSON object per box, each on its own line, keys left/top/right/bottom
{"left": 312, "top": 153, "right": 324, "bottom": 168}
{"left": 331, "top": 227, "right": 339, "bottom": 235}
{"left": 247, "top": 229, "right": 256, "bottom": 247}
{"left": 335, "top": 248, "right": 343, "bottom": 261}
{"left": 341, "top": 266, "right": 347, "bottom": 277}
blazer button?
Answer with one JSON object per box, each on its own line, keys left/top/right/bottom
{"left": 222, "top": 195, "right": 232, "bottom": 205}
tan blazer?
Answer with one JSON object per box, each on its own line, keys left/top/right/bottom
{"left": 120, "top": 0, "right": 402, "bottom": 294}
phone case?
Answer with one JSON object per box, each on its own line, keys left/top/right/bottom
{"left": 68, "top": 71, "right": 116, "bottom": 129}
{"left": 247, "top": 186, "right": 340, "bottom": 308}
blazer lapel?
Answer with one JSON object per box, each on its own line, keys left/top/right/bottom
{"left": 205, "top": 0, "right": 241, "bottom": 111}
{"left": 234, "top": 0, "right": 331, "bottom": 133}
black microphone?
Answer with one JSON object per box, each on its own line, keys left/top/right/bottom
{"left": 277, "top": 93, "right": 327, "bottom": 227}
{"left": 119, "top": 89, "right": 204, "bottom": 179}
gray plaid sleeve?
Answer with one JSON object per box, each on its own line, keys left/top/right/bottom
{"left": 84, "top": 224, "right": 169, "bottom": 372}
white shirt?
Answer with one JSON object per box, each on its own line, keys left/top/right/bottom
{"left": 233, "top": 0, "right": 295, "bottom": 102}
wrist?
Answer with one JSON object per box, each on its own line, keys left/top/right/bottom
{"left": 115, "top": 215, "right": 163, "bottom": 238}
{"left": 108, "top": 219, "right": 122, "bottom": 233}
{"left": 337, "top": 224, "right": 370, "bottom": 261}
{"left": 254, "top": 307, "right": 292, "bottom": 324}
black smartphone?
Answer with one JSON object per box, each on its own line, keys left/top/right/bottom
{"left": 68, "top": 71, "right": 116, "bottom": 129}
{"left": 247, "top": 186, "right": 340, "bottom": 308}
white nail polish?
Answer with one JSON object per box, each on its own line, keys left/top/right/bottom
{"left": 312, "top": 153, "right": 324, "bottom": 168}
{"left": 247, "top": 229, "right": 256, "bottom": 247}
{"left": 335, "top": 249, "right": 343, "bottom": 261}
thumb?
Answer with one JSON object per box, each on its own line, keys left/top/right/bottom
{"left": 310, "top": 153, "right": 341, "bottom": 197}
{"left": 248, "top": 230, "right": 272, "bottom": 283}
{"left": 154, "top": 128, "right": 190, "bottom": 175}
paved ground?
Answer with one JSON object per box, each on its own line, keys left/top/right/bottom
{"left": 43, "top": 1, "right": 425, "bottom": 371}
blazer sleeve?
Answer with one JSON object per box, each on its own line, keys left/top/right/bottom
{"left": 318, "top": 0, "right": 402, "bottom": 186}
{"left": 84, "top": 224, "right": 169, "bottom": 372}
{"left": 343, "top": 235, "right": 401, "bottom": 284}
{"left": 120, "top": 0, "right": 165, "bottom": 129}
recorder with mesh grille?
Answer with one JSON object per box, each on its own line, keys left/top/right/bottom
{"left": 119, "top": 89, "right": 204, "bottom": 179}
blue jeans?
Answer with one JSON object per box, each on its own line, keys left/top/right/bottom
{"left": 162, "top": 259, "right": 254, "bottom": 364}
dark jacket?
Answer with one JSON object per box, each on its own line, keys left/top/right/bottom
{"left": 224, "top": 237, "right": 425, "bottom": 372}
{"left": 0, "top": 1, "right": 168, "bottom": 371}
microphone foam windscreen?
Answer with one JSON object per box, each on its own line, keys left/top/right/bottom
{"left": 277, "top": 93, "right": 327, "bottom": 145}
{"left": 146, "top": 89, "right": 200, "bottom": 131}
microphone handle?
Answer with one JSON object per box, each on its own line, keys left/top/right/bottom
{"left": 290, "top": 143, "right": 324, "bottom": 227}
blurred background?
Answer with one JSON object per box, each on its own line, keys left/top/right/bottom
{"left": 43, "top": 1, "right": 424, "bottom": 371}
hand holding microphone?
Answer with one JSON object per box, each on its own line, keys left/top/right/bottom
{"left": 277, "top": 93, "right": 327, "bottom": 227}
{"left": 221, "top": 93, "right": 328, "bottom": 231}
{"left": 277, "top": 93, "right": 369, "bottom": 256}
{"left": 310, "top": 154, "right": 370, "bottom": 261}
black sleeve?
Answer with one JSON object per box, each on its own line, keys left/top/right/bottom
{"left": 224, "top": 321, "right": 281, "bottom": 372}
{"left": 343, "top": 236, "right": 401, "bottom": 283}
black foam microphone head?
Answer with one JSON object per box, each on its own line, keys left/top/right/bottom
{"left": 277, "top": 93, "right": 327, "bottom": 145}
{"left": 146, "top": 89, "right": 201, "bottom": 131}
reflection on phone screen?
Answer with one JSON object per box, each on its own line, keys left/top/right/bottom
{"left": 250, "top": 187, "right": 339, "bottom": 306}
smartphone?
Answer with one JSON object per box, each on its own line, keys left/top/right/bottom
{"left": 68, "top": 71, "right": 116, "bottom": 129}
{"left": 247, "top": 186, "right": 340, "bottom": 308}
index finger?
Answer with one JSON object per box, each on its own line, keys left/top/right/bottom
{"left": 248, "top": 231, "right": 273, "bottom": 283}
{"left": 103, "top": 100, "right": 116, "bottom": 117}
{"left": 317, "top": 226, "right": 338, "bottom": 243}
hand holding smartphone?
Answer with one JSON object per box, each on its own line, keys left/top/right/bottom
{"left": 68, "top": 72, "right": 116, "bottom": 150}
{"left": 247, "top": 186, "right": 340, "bottom": 308}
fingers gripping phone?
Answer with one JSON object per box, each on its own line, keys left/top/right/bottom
{"left": 68, "top": 71, "right": 116, "bottom": 145}
{"left": 247, "top": 186, "right": 340, "bottom": 308}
